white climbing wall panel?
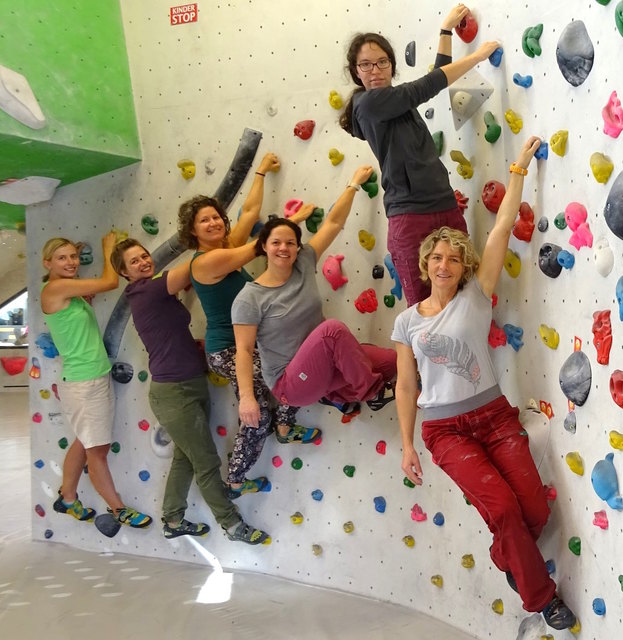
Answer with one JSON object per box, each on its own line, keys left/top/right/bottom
{"left": 26, "top": 1, "right": 622, "bottom": 637}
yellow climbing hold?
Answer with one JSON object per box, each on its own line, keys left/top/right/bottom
{"left": 343, "top": 521, "right": 355, "bottom": 534}
{"left": 491, "top": 599, "right": 504, "bottom": 615}
{"left": 358, "top": 229, "right": 376, "bottom": 251}
{"left": 590, "top": 152, "right": 614, "bottom": 184}
{"left": 113, "top": 228, "right": 128, "bottom": 243}
{"left": 328, "top": 90, "right": 343, "bottom": 110}
{"left": 609, "top": 430, "right": 623, "bottom": 450}
{"left": 569, "top": 618, "right": 581, "bottom": 635}
{"left": 328, "top": 148, "right": 345, "bottom": 166}
{"left": 177, "top": 159, "right": 196, "bottom": 180}
{"left": 402, "top": 535, "right": 415, "bottom": 548}
{"left": 550, "top": 130, "right": 568, "bottom": 157}
{"left": 431, "top": 575, "right": 443, "bottom": 588}
{"left": 39, "top": 389, "right": 50, "bottom": 400}
{"left": 290, "top": 511, "right": 304, "bottom": 525}
{"left": 565, "top": 451, "right": 584, "bottom": 476}
{"left": 539, "top": 325, "right": 559, "bottom": 350}
{"left": 505, "top": 109, "right": 523, "bottom": 134}
{"left": 208, "top": 370, "right": 229, "bottom": 386}
{"left": 449, "top": 150, "right": 473, "bottom": 179}
{"left": 312, "top": 544, "right": 323, "bottom": 556}
{"left": 540, "top": 635, "right": 554, "bottom": 640}
{"left": 461, "top": 554, "right": 475, "bottom": 569}
{"left": 262, "top": 535, "right": 272, "bottom": 545}
{"left": 503, "top": 249, "right": 521, "bottom": 278}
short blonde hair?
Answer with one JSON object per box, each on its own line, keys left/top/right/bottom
{"left": 42, "top": 237, "right": 76, "bottom": 282}
{"left": 419, "top": 226, "right": 480, "bottom": 287}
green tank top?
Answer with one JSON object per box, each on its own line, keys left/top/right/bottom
{"left": 42, "top": 286, "right": 111, "bottom": 382}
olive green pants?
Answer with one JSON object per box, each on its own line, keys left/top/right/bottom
{"left": 149, "top": 375, "right": 240, "bottom": 529}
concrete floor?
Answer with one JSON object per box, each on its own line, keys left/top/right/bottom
{"left": 0, "top": 391, "right": 479, "bottom": 640}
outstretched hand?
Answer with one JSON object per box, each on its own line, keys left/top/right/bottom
{"left": 258, "top": 152, "right": 280, "bottom": 175}
{"left": 102, "top": 231, "right": 118, "bottom": 255}
{"left": 441, "top": 3, "right": 470, "bottom": 30}
{"left": 515, "top": 136, "right": 541, "bottom": 170}
{"left": 350, "top": 165, "right": 374, "bottom": 186}
{"left": 289, "top": 203, "right": 317, "bottom": 225}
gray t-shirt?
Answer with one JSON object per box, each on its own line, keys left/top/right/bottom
{"left": 391, "top": 278, "right": 498, "bottom": 409}
{"left": 231, "top": 244, "right": 324, "bottom": 389}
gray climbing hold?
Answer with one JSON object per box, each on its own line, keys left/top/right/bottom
{"left": 405, "top": 41, "right": 416, "bottom": 67}
{"left": 537, "top": 216, "right": 548, "bottom": 232}
{"left": 556, "top": 21, "right": 594, "bottom": 87}
{"left": 604, "top": 170, "right": 623, "bottom": 240}
{"left": 538, "top": 243, "right": 563, "bottom": 278}
{"left": 564, "top": 411, "right": 577, "bottom": 434}
{"left": 559, "top": 351, "right": 592, "bottom": 406}
{"left": 94, "top": 513, "right": 121, "bottom": 538}
{"left": 151, "top": 424, "right": 174, "bottom": 458}
{"left": 111, "top": 362, "right": 134, "bottom": 384}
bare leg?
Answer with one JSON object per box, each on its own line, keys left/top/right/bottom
{"left": 60, "top": 439, "right": 87, "bottom": 501}
{"left": 85, "top": 444, "right": 124, "bottom": 511}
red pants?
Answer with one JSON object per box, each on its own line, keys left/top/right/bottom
{"left": 272, "top": 319, "right": 396, "bottom": 407}
{"left": 422, "top": 395, "right": 556, "bottom": 612}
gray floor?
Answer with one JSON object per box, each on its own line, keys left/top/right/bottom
{"left": 0, "top": 391, "right": 478, "bottom": 640}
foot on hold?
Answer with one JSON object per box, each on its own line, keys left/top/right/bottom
{"left": 224, "top": 520, "right": 270, "bottom": 545}
{"left": 541, "top": 593, "right": 577, "bottom": 630}
{"left": 226, "top": 476, "right": 271, "bottom": 499}
{"left": 53, "top": 488, "right": 96, "bottom": 521}
{"left": 109, "top": 506, "right": 153, "bottom": 528}
{"left": 163, "top": 518, "right": 210, "bottom": 539}
{"left": 276, "top": 424, "right": 322, "bottom": 444}
{"left": 506, "top": 571, "right": 519, "bottom": 594}
{"left": 366, "top": 382, "right": 396, "bottom": 411}
{"left": 319, "top": 396, "right": 361, "bottom": 416}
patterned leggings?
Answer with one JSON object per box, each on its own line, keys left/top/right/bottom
{"left": 206, "top": 346, "right": 296, "bottom": 484}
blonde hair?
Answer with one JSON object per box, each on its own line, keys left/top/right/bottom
{"left": 42, "top": 237, "right": 76, "bottom": 282}
{"left": 419, "top": 226, "right": 480, "bottom": 287}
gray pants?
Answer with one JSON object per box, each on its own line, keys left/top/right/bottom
{"left": 149, "top": 375, "right": 241, "bottom": 529}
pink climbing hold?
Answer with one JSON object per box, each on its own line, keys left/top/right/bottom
{"left": 35, "top": 504, "right": 45, "bottom": 517}
{"left": 138, "top": 419, "right": 150, "bottom": 431}
{"left": 272, "top": 455, "right": 283, "bottom": 467}
{"left": 354, "top": 288, "right": 378, "bottom": 313}
{"left": 544, "top": 484, "right": 557, "bottom": 501}
{"left": 593, "top": 510, "right": 609, "bottom": 530}
{"left": 565, "top": 202, "right": 587, "bottom": 230}
{"left": 293, "top": 119, "right": 315, "bottom": 140}
{"left": 569, "top": 223, "right": 593, "bottom": 250}
{"left": 488, "top": 319, "right": 507, "bottom": 348}
{"left": 322, "top": 254, "right": 348, "bottom": 290}
{"left": 51, "top": 383, "right": 60, "bottom": 400}
{"left": 602, "top": 91, "right": 623, "bottom": 138}
{"left": 284, "top": 198, "right": 303, "bottom": 218}
{"left": 411, "top": 504, "right": 427, "bottom": 522}
{"left": 313, "top": 436, "right": 322, "bottom": 446}
{"left": 32, "top": 412, "right": 42, "bottom": 423}
{"left": 376, "top": 440, "right": 387, "bottom": 455}
{"left": 216, "top": 425, "right": 227, "bottom": 436}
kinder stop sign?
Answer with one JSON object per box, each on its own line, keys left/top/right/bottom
{"left": 170, "top": 3, "right": 197, "bottom": 25}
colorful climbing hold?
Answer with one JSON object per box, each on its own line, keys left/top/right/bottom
{"left": 590, "top": 152, "right": 614, "bottom": 184}
{"left": 594, "top": 237, "right": 614, "bottom": 277}
{"left": 483, "top": 111, "right": 501, "bottom": 143}
{"left": 305, "top": 207, "right": 325, "bottom": 233}
{"left": 488, "top": 320, "right": 507, "bottom": 348}
{"left": 141, "top": 214, "right": 159, "bottom": 235}
{"left": 35, "top": 504, "right": 45, "bottom": 517}
{"left": 58, "top": 437, "right": 68, "bottom": 449}
{"left": 291, "top": 457, "right": 303, "bottom": 470}
{"left": 602, "top": 91, "right": 623, "bottom": 138}
{"left": 34, "top": 459, "right": 44, "bottom": 469}
{"left": 592, "top": 598, "right": 606, "bottom": 616}
{"left": 138, "top": 419, "right": 150, "bottom": 431}
{"left": 431, "top": 130, "right": 443, "bottom": 157}
{"left": 311, "top": 489, "right": 323, "bottom": 501}
{"left": 383, "top": 294, "right": 396, "bottom": 308}
{"left": 312, "top": 544, "right": 323, "bottom": 556}
{"left": 208, "top": 370, "right": 229, "bottom": 386}
{"left": 32, "top": 412, "right": 42, "bottom": 423}
{"left": 568, "top": 536, "right": 581, "bottom": 555}
{"left": 557, "top": 250, "right": 575, "bottom": 269}
{"left": 431, "top": 575, "right": 443, "bottom": 588}
{"left": 361, "top": 172, "right": 378, "bottom": 198}
{"left": 503, "top": 249, "right": 521, "bottom": 278}
{"left": 489, "top": 47, "right": 503, "bottom": 67}
{"left": 402, "top": 535, "right": 415, "bottom": 548}
{"left": 177, "top": 159, "right": 195, "bottom": 180}
{"left": 290, "top": 511, "right": 304, "bottom": 525}
{"left": 328, "top": 90, "right": 343, "bottom": 110}
{"left": 216, "top": 425, "right": 227, "bottom": 436}
{"left": 293, "top": 120, "right": 315, "bottom": 140}
{"left": 505, "top": 109, "right": 523, "bottom": 134}
{"left": 358, "top": 230, "right": 376, "bottom": 251}
{"left": 522, "top": 24, "right": 543, "bottom": 57}
{"left": 110, "top": 441, "right": 121, "bottom": 453}
{"left": 461, "top": 554, "right": 475, "bottom": 569}
{"left": 565, "top": 452, "right": 584, "bottom": 476}
{"left": 455, "top": 12, "right": 478, "bottom": 43}
{"left": 592, "top": 310, "right": 612, "bottom": 365}
{"left": 411, "top": 504, "right": 427, "bottom": 522}
{"left": 482, "top": 180, "right": 506, "bottom": 213}
{"left": 29, "top": 357, "right": 41, "bottom": 379}
{"left": 503, "top": 324, "right": 524, "bottom": 351}
{"left": 403, "top": 477, "right": 415, "bottom": 488}
{"left": 550, "top": 130, "right": 568, "bottom": 156}
{"left": 449, "top": 150, "right": 473, "bottom": 179}
{"left": 40, "top": 389, "right": 50, "bottom": 400}
{"left": 343, "top": 521, "right": 355, "bottom": 534}
{"left": 272, "top": 455, "right": 283, "bottom": 467}
{"left": 556, "top": 21, "right": 594, "bottom": 87}
{"left": 343, "top": 465, "right": 355, "bottom": 478}
{"left": 609, "top": 430, "right": 623, "bottom": 450}
{"left": 328, "top": 148, "right": 344, "bottom": 166}
{"left": 513, "top": 73, "right": 533, "bottom": 88}
{"left": 491, "top": 599, "right": 504, "bottom": 615}
{"left": 374, "top": 496, "right": 386, "bottom": 513}
{"left": 284, "top": 198, "right": 303, "bottom": 219}
{"left": 138, "top": 470, "right": 150, "bottom": 481}
{"left": 376, "top": 440, "right": 386, "bottom": 455}
{"left": 138, "top": 370, "right": 148, "bottom": 382}
{"left": 553, "top": 212, "right": 567, "bottom": 230}
{"left": 534, "top": 142, "right": 548, "bottom": 160}
{"left": 593, "top": 510, "right": 609, "bottom": 530}
{"left": 591, "top": 452, "right": 623, "bottom": 509}
{"left": 354, "top": 288, "right": 378, "bottom": 313}
{"left": 454, "top": 189, "right": 469, "bottom": 212}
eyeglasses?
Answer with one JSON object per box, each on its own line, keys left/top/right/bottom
{"left": 356, "top": 58, "right": 391, "bottom": 72}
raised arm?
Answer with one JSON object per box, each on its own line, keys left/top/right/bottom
{"left": 228, "top": 152, "right": 280, "bottom": 248}
{"left": 395, "top": 342, "right": 423, "bottom": 486}
{"left": 308, "top": 165, "right": 374, "bottom": 260}
{"left": 437, "top": 4, "right": 470, "bottom": 58}
{"left": 439, "top": 40, "right": 500, "bottom": 86}
{"left": 166, "top": 258, "right": 191, "bottom": 295}
{"left": 477, "top": 136, "right": 540, "bottom": 296}
{"left": 42, "top": 232, "right": 119, "bottom": 312}
{"left": 233, "top": 323, "right": 261, "bottom": 428}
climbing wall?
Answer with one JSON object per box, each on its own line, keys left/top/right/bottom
{"left": 26, "top": 1, "right": 622, "bottom": 638}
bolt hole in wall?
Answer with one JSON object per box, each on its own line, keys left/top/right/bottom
{"left": 14, "top": 0, "right": 623, "bottom": 638}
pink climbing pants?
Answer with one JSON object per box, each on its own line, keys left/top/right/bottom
{"left": 272, "top": 319, "right": 396, "bottom": 407}
{"left": 421, "top": 395, "right": 556, "bottom": 612}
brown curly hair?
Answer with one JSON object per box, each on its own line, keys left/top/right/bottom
{"left": 177, "top": 195, "right": 230, "bottom": 250}
{"left": 419, "top": 227, "right": 480, "bottom": 288}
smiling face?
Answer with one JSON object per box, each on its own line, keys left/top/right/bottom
{"left": 427, "top": 241, "right": 465, "bottom": 293}
{"left": 121, "top": 245, "right": 154, "bottom": 282}
{"left": 356, "top": 42, "right": 393, "bottom": 90}
{"left": 263, "top": 224, "right": 299, "bottom": 269}
{"left": 192, "top": 205, "right": 227, "bottom": 248}
{"left": 44, "top": 243, "right": 80, "bottom": 280}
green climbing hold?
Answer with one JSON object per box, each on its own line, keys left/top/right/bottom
{"left": 596, "top": 0, "right": 611, "bottom": 5}
{"left": 463, "top": 494, "right": 471, "bottom": 505}
{"left": 484, "top": 112, "right": 502, "bottom": 143}
{"left": 343, "top": 465, "right": 356, "bottom": 478}
{"left": 291, "top": 457, "right": 303, "bottom": 470}
{"left": 361, "top": 172, "right": 378, "bottom": 198}
{"left": 138, "top": 370, "right": 149, "bottom": 382}
{"left": 111, "top": 441, "right": 121, "bottom": 454}
{"left": 616, "top": 2, "right": 623, "bottom": 37}
{"left": 58, "top": 437, "right": 68, "bottom": 449}
{"left": 432, "top": 130, "right": 444, "bottom": 157}
{"left": 403, "top": 476, "right": 416, "bottom": 488}
{"left": 384, "top": 294, "right": 396, "bottom": 308}
{"left": 568, "top": 536, "right": 581, "bottom": 555}
{"left": 141, "top": 214, "right": 159, "bottom": 235}
{"left": 522, "top": 24, "right": 543, "bottom": 58}
{"left": 554, "top": 212, "right": 567, "bottom": 229}
{"left": 619, "top": 574, "right": 623, "bottom": 591}
{"left": 306, "top": 207, "right": 325, "bottom": 233}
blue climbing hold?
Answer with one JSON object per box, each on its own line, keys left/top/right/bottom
{"left": 311, "top": 489, "right": 324, "bottom": 501}
{"left": 591, "top": 452, "right": 623, "bottom": 510}
{"left": 433, "top": 512, "right": 445, "bottom": 526}
{"left": 503, "top": 324, "right": 524, "bottom": 351}
{"left": 138, "top": 470, "right": 151, "bottom": 482}
{"left": 374, "top": 496, "right": 386, "bottom": 513}
{"left": 34, "top": 459, "right": 44, "bottom": 469}
{"left": 592, "top": 597, "right": 606, "bottom": 616}
{"left": 512, "top": 73, "right": 533, "bottom": 88}
{"left": 557, "top": 250, "right": 575, "bottom": 269}
{"left": 489, "top": 47, "right": 503, "bottom": 67}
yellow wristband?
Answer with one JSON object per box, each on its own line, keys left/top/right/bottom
{"left": 509, "top": 163, "right": 528, "bottom": 176}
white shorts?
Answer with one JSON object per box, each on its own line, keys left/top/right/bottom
{"left": 58, "top": 374, "right": 115, "bottom": 449}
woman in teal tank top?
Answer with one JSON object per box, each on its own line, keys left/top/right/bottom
{"left": 178, "top": 152, "right": 321, "bottom": 499}
{"left": 41, "top": 233, "right": 152, "bottom": 530}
